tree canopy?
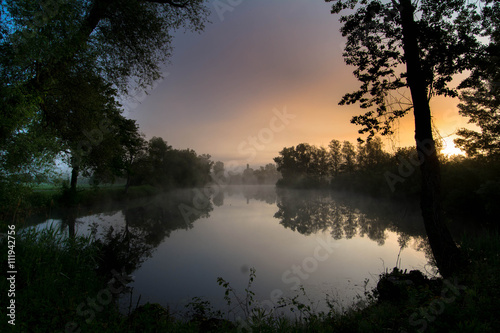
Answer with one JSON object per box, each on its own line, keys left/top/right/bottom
{"left": 128, "top": 137, "right": 213, "bottom": 189}
{"left": 274, "top": 137, "right": 389, "bottom": 188}
{"left": 326, "top": 0, "right": 496, "bottom": 277}
{"left": 327, "top": 0, "right": 485, "bottom": 140}
{"left": 455, "top": 1, "right": 500, "bottom": 157}
{"left": 0, "top": 0, "right": 210, "bottom": 191}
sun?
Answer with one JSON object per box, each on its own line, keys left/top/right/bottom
{"left": 440, "top": 137, "right": 465, "bottom": 157}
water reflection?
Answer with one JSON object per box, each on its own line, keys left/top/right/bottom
{"left": 30, "top": 186, "right": 436, "bottom": 314}
{"left": 222, "top": 185, "right": 277, "bottom": 205}
{"left": 34, "top": 189, "right": 214, "bottom": 277}
{"left": 274, "top": 189, "right": 429, "bottom": 251}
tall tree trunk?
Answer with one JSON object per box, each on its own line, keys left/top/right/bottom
{"left": 63, "top": 214, "right": 77, "bottom": 239}
{"left": 124, "top": 170, "right": 131, "bottom": 194}
{"left": 70, "top": 165, "right": 79, "bottom": 194}
{"left": 399, "top": 0, "right": 464, "bottom": 278}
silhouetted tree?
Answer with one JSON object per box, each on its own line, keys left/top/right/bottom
{"left": 117, "top": 119, "right": 146, "bottom": 193}
{"left": 41, "top": 68, "right": 130, "bottom": 193}
{"left": 0, "top": 0, "right": 209, "bottom": 180}
{"left": 455, "top": 3, "right": 500, "bottom": 158}
{"left": 275, "top": 143, "right": 332, "bottom": 187}
{"left": 212, "top": 161, "right": 226, "bottom": 182}
{"left": 327, "top": 0, "right": 487, "bottom": 277}
{"left": 129, "top": 137, "right": 212, "bottom": 189}
{"left": 341, "top": 140, "right": 357, "bottom": 173}
{"left": 328, "top": 139, "right": 342, "bottom": 176}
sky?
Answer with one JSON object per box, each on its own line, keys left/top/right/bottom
{"left": 123, "top": 0, "right": 470, "bottom": 168}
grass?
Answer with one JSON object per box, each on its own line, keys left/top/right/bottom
{"left": 0, "top": 224, "right": 120, "bottom": 332}
{"left": 1, "top": 225, "right": 499, "bottom": 332}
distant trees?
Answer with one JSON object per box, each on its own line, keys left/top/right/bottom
{"left": 273, "top": 144, "right": 329, "bottom": 187}
{"left": 328, "top": 140, "right": 342, "bottom": 176}
{"left": 220, "top": 163, "right": 281, "bottom": 185}
{"left": 128, "top": 137, "right": 213, "bottom": 189}
{"left": 341, "top": 141, "right": 356, "bottom": 173}
{"left": 212, "top": 161, "right": 226, "bottom": 182}
{"left": 274, "top": 137, "right": 390, "bottom": 189}
{"left": 254, "top": 164, "right": 281, "bottom": 185}
{"left": 236, "top": 164, "right": 278, "bottom": 185}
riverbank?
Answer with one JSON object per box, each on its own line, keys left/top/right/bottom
{"left": 0, "top": 185, "right": 162, "bottom": 229}
{"left": 1, "top": 225, "right": 498, "bottom": 332}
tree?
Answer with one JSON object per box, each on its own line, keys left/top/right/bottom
{"left": 116, "top": 118, "right": 146, "bottom": 193}
{"left": 341, "top": 140, "right": 357, "bottom": 173}
{"left": 327, "top": 0, "right": 486, "bottom": 277}
{"left": 129, "top": 137, "right": 213, "bottom": 189}
{"left": 242, "top": 164, "right": 256, "bottom": 184}
{"left": 0, "top": 0, "right": 209, "bottom": 177}
{"left": 364, "top": 136, "right": 389, "bottom": 167}
{"left": 212, "top": 161, "right": 226, "bottom": 183}
{"left": 328, "top": 139, "right": 342, "bottom": 176}
{"left": 455, "top": 2, "right": 500, "bottom": 157}
{"left": 275, "top": 143, "right": 331, "bottom": 187}
{"left": 263, "top": 163, "right": 281, "bottom": 184}
{"left": 146, "top": 137, "right": 172, "bottom": 188}
{"left": 455, "top": 78, "right": 500, "bottom": 157}
{"left": 309, "top": 145, "right": 330, "bottom": 180}
{"left": 2, "top": 0, "right": 209, "bottom": 93}
{"left": 42, "top": 67, "right": 128, "bottom": 193}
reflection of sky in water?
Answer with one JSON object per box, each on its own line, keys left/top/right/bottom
{"left": 21, "top": 211, "right": 125, "bottom": 239}
{"left": 30, "top": 187, "right": 431, "bottom": 318}
{"left": 119, "top": 190, "right": 430, "bottom": 316}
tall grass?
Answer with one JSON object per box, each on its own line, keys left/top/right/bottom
{"left": 0, "top": 224, "right": 121, "bottom": 332}
{"left": 1, "top": 225, "right": 499, "bottom": 332}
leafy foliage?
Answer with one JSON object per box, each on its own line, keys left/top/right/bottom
{"left": 0, "top": 0, "right": 210, "bottom": 201}
{"left": 274, "top": 137, "right": 389, "bottom": 189}
{"left": 129, "top": 136, "right": 213, "bottom": 189}
{"left": 327, "top": 0, "right": 485, "bottom": 140}
{"left": 455, "top": 1, "right": 500, "bottom": 157}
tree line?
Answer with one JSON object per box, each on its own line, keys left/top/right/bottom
{"left": 1, "top": 0, "right": 498, "bottom": 278}
{"left": 0, "top": 0, "right": 210, "bottom": 207}
{"left": 274, "top": 137, "right": 389, "bottom": 189}
{"left": 274, "top": 137, "right": 500, "bottom": 226}
{"left": 221, "top": 163, "right": 281, "bottom": 185}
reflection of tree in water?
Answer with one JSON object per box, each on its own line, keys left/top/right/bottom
{"left": 60, "top": 189, "right": 214, "bottom": 276}
{"left": 223, "top": 185, "right": 278, "bottom": 205}
{"left": 213, "top": 190, "right": 224, "bottom": 207}
{"left": 103, "top": 190, "right": 213, "bottom": 274}
{"left": 274, "top": 189, "right": 428, "bottom": 250}
{"left": 93, "top": 220, "right": 154, "bottom": 276}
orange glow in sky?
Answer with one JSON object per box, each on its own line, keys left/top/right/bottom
{"left": 126, "top": 0, "right": 473, "bottom": 167}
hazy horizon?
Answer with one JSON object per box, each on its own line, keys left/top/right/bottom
{"left": 122, "top": 0, "right": 470, "bottom": 167}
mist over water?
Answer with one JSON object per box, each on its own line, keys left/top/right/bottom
{"left": 32, "top": 185, "right": 433, "bottom": 317}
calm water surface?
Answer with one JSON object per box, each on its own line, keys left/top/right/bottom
{"left": 33, "top": 185, "right": 434, "bottom": 316}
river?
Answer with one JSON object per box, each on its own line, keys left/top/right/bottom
{"left": 30, "top": 185, "right": 436, "bottom": 318}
